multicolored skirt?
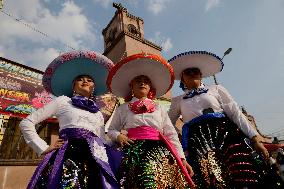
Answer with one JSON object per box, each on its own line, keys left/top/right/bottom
{"left": 28, "top": 128, "right": 121, "bottom": 189}
{"left": 34, "top": 139, "right": 104, "bottom": 188}
{"left": 119, "top": 140, "right": 189, "bottom": 189}
{"left": 182, "top": 113, "right": 267, "bottom": 189}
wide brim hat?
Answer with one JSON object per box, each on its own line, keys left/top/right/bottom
{"left": 43, "top": 50, "right": 114, "bottom": 97}
{"left": 107, "top": 53, "right": 174, "bottom": 98}
{"left": 168, "top": 51, "right": 223, "bottom": 79}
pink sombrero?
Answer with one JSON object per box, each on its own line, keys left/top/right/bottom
{"left": 107, "top": 53, "right": 174, "bottom": 97}
{"left": 168, "top": 51, "right": 224, "bottom": 79}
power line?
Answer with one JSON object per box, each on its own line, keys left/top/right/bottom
{"left": 267, "top": 131, "right": 284, "bottom": 138}
{"left": 0, "top": 9, "right": 76, "bottom": 51}
{"left": 266, "top": 127, "right": 284, "bottom": 136}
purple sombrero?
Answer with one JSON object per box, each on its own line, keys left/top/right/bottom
{"left": 42, "top": 50, "right": 114, "bottom": 97}
{"left": 168, "top": 51, "right": 223, "bottom": 79}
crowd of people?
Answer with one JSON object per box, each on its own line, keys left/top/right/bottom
{"left": 19, "top": 50, "right": 284, "bottom": 188}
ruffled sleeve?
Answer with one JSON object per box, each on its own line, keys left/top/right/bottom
{"left": 19, "top": 96, "right": 62, "bottom": 155}
{"left": 216, "top": 85, "right": 258, "bottom": 139}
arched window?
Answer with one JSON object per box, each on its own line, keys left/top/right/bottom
{"left": 128, "top": 24, "right": 138, "bottom": 35}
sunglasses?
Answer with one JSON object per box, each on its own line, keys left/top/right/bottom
{"left": 182, "top": 68, "right": 201, "bottom": 76}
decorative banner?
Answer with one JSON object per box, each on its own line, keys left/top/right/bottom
{"left": 0, "top": 57, "right": 119, "bottom": 122}
{"left": 0, "top": 57, "right": 53, "bottom": 118}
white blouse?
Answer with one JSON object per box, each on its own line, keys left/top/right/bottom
{"left": 107, "top": 97, "right": 185, "bottom": 159}
{"left": 168, "top": 85, "right": 258, "bottom": 139}
{"left": 19, "top": 96, "right": 106, "bottom": 155}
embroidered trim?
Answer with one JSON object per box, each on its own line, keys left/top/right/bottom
{"left": 92, "top": 140, "right": 109, "bottom": 163}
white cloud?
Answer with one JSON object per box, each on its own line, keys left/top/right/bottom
{"left": 205, "top": 0, "right": 220, "bottom": 11}
{"left": 36, "top": 1, "right": 97, "bottom": 49}
{"left": 150, "top": 32, "right": 173, "bottom": 52}
{"left": 0, "top": 41, "right": 59, "bottom": 71}
{"left": 162, "top": 38, "right": 173, "bottom": 52}
{"left": 0, "top": 0, "right": 98, "bottom": 69}
{"left": 93, "top": 0, "right": 112, "bottom": 9}
{"left": 147, "top": 0, "right": 171, "bottom": 15}
{"left": 21, "top": 48, "right": 60, "bottom": 71}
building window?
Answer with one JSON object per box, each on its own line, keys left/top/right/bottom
{"left": 128, "top": 24, "right": 139, "bottom": 35}
{"left": 0, "top": 116, "right": 54, "bottom": 162}
{"left": 109, "top": 28, "right": 117, "bottom": 41}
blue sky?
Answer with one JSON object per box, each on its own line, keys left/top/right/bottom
{"left": 1, "top": 0, "right": 284, "bottom": 138}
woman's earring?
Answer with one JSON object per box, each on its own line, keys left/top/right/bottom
{"left": 73, "top": 90, "right": 77, "bottom": 96}
{"left": 131, "top": 89, "right": 134, "bottom": 97}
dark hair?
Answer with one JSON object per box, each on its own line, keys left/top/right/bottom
{"left": 179, "top": 81, "right": 187, "bottom": 91}
{"left": 182, "top": 67, "right": 201, "bottom": 76}
{"left": 73, "top": 75, "right": 94, "bottom": 82}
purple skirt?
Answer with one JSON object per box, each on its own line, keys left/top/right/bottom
{"left": 27, "top": 128, "right": 122, "bottom": 189}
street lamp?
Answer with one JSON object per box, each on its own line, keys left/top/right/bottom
{"left": 213, "top": 48, "right": 232, "bottom": 85}
{"left": 0, "top": 0, "right": 3, "bottom": 10}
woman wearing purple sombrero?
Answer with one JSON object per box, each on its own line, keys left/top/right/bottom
{"left": 19, "top": 51, "right": 121, "bottom": 189}
{"left": 168, "top": 51, "right": 271, "bottom": 188}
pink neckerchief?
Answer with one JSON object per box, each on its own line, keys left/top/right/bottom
{"left": 128, "top": 98, "right": 156, "bottom": 114}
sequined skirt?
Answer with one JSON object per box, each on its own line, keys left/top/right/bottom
{"left": 119, "top": 140, "right": 189, "bottom": 189}
{"left": 182, "top": 113, "right": 267, "bottom": 189}
{"left": 34, "top": 139, "right": 103, "bottom": 189}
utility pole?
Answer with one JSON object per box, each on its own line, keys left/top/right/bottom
{"left": 213, "top": 48, "right": 232, "bottom": 85}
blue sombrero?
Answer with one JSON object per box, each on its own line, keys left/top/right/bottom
{"left": 42, "top": 51, "right": 114, "bottom": 97}
{"left": 168, "top": 51, "right": 223, "bottom": 79}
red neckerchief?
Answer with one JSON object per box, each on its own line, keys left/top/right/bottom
{"left": 128, "top": 98, "right": 156, "bottom": 114}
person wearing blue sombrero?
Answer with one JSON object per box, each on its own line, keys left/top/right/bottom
{"left": 19, "top": 51, "right": 121, "bottom": 189}
{"left": 168, "top": 51, "right": 270, "bottom": 188}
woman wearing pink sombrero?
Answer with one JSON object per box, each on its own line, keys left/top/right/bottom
{"left": 107, "top": 53, "right": 195, "bottom": 188}
{"left": 168, "top": 51, "right": 274, "bottom": 188}
{"left": 19, "top": 51, "right": 121, "bottom": 189}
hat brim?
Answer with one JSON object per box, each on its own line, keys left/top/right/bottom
{"left": 168, "top": 51, "right": 223, "bottom": 79}
{"left": 107, "top": 53, "right": 174, "bottom": 97}
{"left": 43, "top": 51, "right": 113, "bottom": 97}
